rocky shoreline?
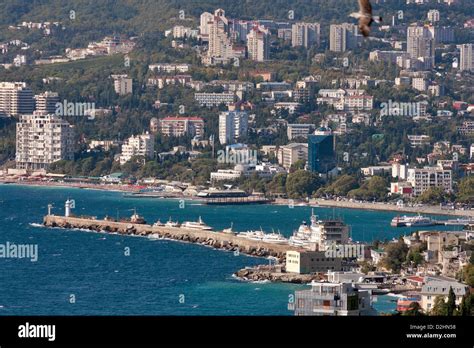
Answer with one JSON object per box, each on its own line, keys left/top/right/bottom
{"left": 234, "top": 266, "right": 324, "bottom": 284}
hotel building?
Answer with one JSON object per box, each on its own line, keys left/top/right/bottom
{"left": 218, "top": 111, "right": 248, "bottom": 145}
{"left": 16, "top": 113, "right": 75, "bottom": 170}
{"left": 0, "top": 82, "right": 34, "bottom": 117}
{"left": 407, "top": 167, "right": 452, "bottom": 196}
{"left": 119, "top": 133, "right": 154, "bottom": 165}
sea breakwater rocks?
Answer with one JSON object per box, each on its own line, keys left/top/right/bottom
{"left": 43, "top": 216, "right": 290, "bottom": 260}
{"left": 235, "top": 268, "right": 320, "bottom": 284}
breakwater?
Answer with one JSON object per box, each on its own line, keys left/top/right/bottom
{"left": 235, "top": 265, "right": 324, "bottom": 284}
{"left": 42, "top": 215, "right": 303, "bottom": 261}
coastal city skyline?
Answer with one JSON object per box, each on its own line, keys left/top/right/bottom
{"left": 0, "top": 0, "right": 473, "bottom": 345}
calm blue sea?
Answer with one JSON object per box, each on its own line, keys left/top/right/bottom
{"left": 0, "top": 184, "right": 458, "bottom": 315}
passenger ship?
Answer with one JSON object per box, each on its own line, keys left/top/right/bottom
{"left": 289, "top": 210, "right": 349, "bottom": 250}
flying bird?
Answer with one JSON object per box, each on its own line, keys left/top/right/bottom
{"left": 350, "top": 0, "right": 382, "bottom": 37}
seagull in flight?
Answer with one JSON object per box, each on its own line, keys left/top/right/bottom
{"left": 350, "top": 0, "right": 382, "bottom": 37}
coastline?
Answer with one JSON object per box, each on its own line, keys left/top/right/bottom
{"left": 2, "top": 179, "right": 473, "bottom": 217}
{"left": 310, "top": 200, "right": 474, "bottom": 218}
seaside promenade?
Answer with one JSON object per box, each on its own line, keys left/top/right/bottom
{"left": 274, "top": 198, "right": 474, "bottom": 218}
{"left": 4, "top": 180, "right": 473, "bottom": 217}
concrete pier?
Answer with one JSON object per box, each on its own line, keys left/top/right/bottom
{"left": 43, "top": 215, "right": 304, "bottom": 260}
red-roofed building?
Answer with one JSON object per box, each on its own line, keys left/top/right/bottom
{"left": 406, "top": 276, "right": 424, "bottom": 288}
{"left": 453, "top": 101, "right": 468, "bottom": 111}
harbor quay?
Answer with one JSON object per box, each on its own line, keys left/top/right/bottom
{"left": 42, "top": 214, "right": 304, "bottom": 261}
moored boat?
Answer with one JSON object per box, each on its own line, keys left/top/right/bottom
{"left": 181, "top": 216, "right": 213, "bottom": 231}
{"left": 165, "top": 218, "right": 180, "bottom": 228}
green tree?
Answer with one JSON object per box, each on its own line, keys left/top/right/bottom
{"left": 417, "top": 187, "right": 449, "bottom": 204}
{"left": 348, "top": 176, "right": 387, "bottom": 201}
{"left": 446, "top": 287, "right": 456, "bottom": 316}
{"left": 317, "top": 174, "right": 359, "bottom": 197}
{"left": 407, "top": 248, "right": 424, "bottom": 267}
{"left": 289, "top": 159, "right": 306, "bottom": 172}
{"left": 380, "top": 240, "right": 408, "bottom": 273}
{"left": 266, "top": 173, "right": 287, "bottom": 196}
{"left": 463, "top": 264, "right": 474, "bottom": 287}
{"left": 403, "top": 302, "right": 424, "bottom": 316}
{"left": 458, "top": 294, "right": 473, "bottom": 316}
{"left": 431, "top": 296, "right": 448, "bottom": 316}
{"left": 457, "top": 176, "right": 474, "bottom": 204}
{"left": 285, "top": 170, "right": 321, "bottom": 199}
{"left": 359, "top": 260, "right": 375, "bottom": 275}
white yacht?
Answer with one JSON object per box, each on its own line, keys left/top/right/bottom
{"left": 165, "top": 218, "right": 180, "bottom": 228}
{"left": 153, "top": 220, "right": 165, "bottom": 227}
{"left": 391, "top": 215, "right": 411, "bottom": 227}
{"left": 391, "top": 214, "right": 436, "bottom": 227}
{"left": 223, "top": 223, "right": 235, "bottom": 234}
{"left": 262, "top": 231, "right": 288, "bottom": 244}
{"left": 237, "top": 229, "right": 289, "bottom": 244}
{"left": 181, "top": 216, "right": 213, "bottom": 231}
{"left": 405, "top": 215, "right": 436, "bottom": 227}
{"left": 237, "top": 229, "right": 266, "bottom": 241}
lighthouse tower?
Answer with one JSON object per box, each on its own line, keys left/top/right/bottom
{"left": 65, "top": 199, "right": 73, "bottom": 217}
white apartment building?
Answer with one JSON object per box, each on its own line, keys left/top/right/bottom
{"left": 147, "top": 75, "right": 192, "bottom": 89}
{"left": 149, "top": 63, "right": 190, "bottom": 73}
{"left": 460, "top": 44, "right": 473, "bottom": 72}
{"left": 329, "top": 23, "right": 359, "bottom": 52}
{"left": 277, "top": 143, "right": 308, "bottom": 170}
{"left": 407, "top": 24, "right": 435, "bottom": 68}
{"left": 159, "top": 117, "right": 205, "bottom": 138}
{"left": 412, "top": 77, "right": 428, "bottom": 92}
{"left": 34, "top": 91, "right": 60, "bottom": 115}
{"left": 172, "top": 25, "right": 198, "bottom": 39}
{"left": 247, "top": 27, "right": 269, "bottom": 62}
{"left": 200, "top": 12, "right": 214, "bottom": 40}
{"left": 407, "top": 167, "right": 452, "bottom": 196}
{"left": 89, "top": 140, "right": 119, "bottom": 151}
{"left": 119, "top": 133, "right": 154, "bottom": 165}
{"left": 195, "top": 92, "right": 236, "bottom": 107}
{"left": 292, "top": 22, "right": 320, "bottom": 48}
{"left": 205, "top": 9, "right": 243, "bottom": 65}
{"left": 16, "top": 113, "right": 75, "bottom": 170}
{"left": 219, "top": 111, "right": 248, "bottom": 145}
{"left": 392, "top": 162, "right": 408, "bottom": 180}
{"left": 211, "top": 162, "right": 285, "bottom": 182}
{"left": 420, "top": 278, "right": 469, "bottom": 313}
{"left": 344, "top": 95, "right": 373, "bottom": 111}
{"left": 408, "top": 134, "right": 430, "bottom": 147}
{"left": 112, "top": 75, "right": 133, "bottom": 95}
{"left": 458, "top": 121, "right": 474, "bottom": 136}
{"left": 361, "top": 166, "right": 392, "bottom": 177}
{"left": 287, "top": 124, "right": 315, "bottom": 140}
{"left": 0, "top": 82, "right": 34, "bottom": 117}
{"left": 427, "top": 9, "right": 440, "bottom": 23}
{"left": 210, "top": 169, "right": 243, "bottom": 182}
{"left": 470, "top": 144, "right": 474, "bottom": 159}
